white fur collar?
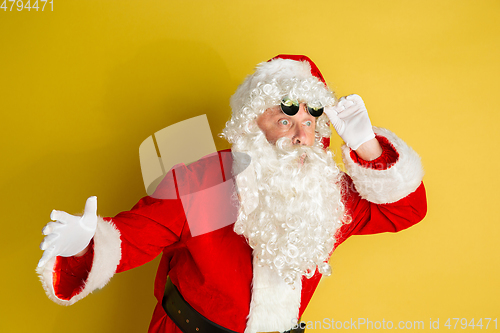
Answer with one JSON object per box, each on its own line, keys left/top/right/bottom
{"left": 245, "top": 256, "right": 302, "bottom": 333}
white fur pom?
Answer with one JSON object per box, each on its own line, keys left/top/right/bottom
{"left": 342, "top": 127, "right": 424, "bottom": 204}
{"left": 36, "top": 217, "right": 121, "bottom": 305}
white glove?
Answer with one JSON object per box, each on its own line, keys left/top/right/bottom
{"left": 37, "top": 196, "right": 98, "bottom": 268}
{"left": 324, "top": 94, "right": 375, "bottom": 150}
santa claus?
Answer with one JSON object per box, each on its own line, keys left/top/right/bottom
{"left": 37, "top": 55, "right": 427, "bottom": 333}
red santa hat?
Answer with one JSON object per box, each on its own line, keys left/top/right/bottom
{"left": 224, "top": 54, "right": 334, "bottom": 148}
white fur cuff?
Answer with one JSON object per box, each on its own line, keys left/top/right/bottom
{"left": 341, "top": 127, "right": 424, "bottom": 204}
{"left": 37, "top": 217, "right": 122, "bottom": 305}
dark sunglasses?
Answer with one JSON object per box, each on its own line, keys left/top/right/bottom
{"left": 280, "top": 96, "right": 324, "bottom": 118}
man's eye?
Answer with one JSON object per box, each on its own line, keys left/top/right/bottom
{"left": 280, "top": 119, "right": 289, "bottom": 126}
{"left": 304, "top": 121, "right": 312, "bottom": 126}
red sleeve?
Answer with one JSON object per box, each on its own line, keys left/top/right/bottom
{"left": 335, "top": 136, "right": 427, "bottom": 246}
{"left": 51, "top": 171, "right": 187, "bottom": 301}
{"left": 112, "top": 194, "right": 186, "bottom": 273}
{"left": 53, "top": 241, "right": 95, "bottom": 300}
{"left": 48, "top": 150, "right": 233, "bottom": 301}
{"left": 349, "top": 135, "right": 400, "bottom": 170}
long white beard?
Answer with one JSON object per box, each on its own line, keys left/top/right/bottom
{"left": 233, "top": 131, "right": 345, "bottom": 285}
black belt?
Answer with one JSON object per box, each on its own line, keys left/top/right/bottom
{"left": 162, "top": 277, "right": 306, "bottom": 333}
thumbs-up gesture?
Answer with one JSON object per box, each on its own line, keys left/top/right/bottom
{"left": 37, "top": 196, "right": 98, "bottom": 268}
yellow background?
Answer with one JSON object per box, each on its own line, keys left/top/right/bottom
{"left": 1, "top": 0, "right": 499, "bottom": 332}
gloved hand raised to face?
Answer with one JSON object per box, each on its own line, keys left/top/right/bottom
{"left": 37, "top": 196, "right": 98, "bottom": 268}
{"left": 324, "top": 94, "right": 375, "bottom": 150}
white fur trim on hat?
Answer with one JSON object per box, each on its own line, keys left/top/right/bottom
{"left": 36, "top": 217, "right": 121, "bottom": 305}
{"left": 245, "top": 256, "right": 302, "bottom": 333}
{"left": 341, "top": 127, "right": 424, "bottom": 204}
{"left": 255, "top": 58, "right": 317, "bottom": 83}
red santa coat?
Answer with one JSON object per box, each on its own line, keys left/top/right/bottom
{"left": 37, "top": 128, "right": 427, "bottom": 333}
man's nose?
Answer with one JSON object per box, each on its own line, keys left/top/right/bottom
{"left": 292, "top": 127, "right": 307, "bottom": 145}
{"left": 292, "top": 104, "right": 309, "bottom": 145}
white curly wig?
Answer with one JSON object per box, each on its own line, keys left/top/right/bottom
{"left": 222, "top": 56, "right": 347, "bottom": 284}
{"left": 222, "top": 55, "right": 336, "bottom": 146}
